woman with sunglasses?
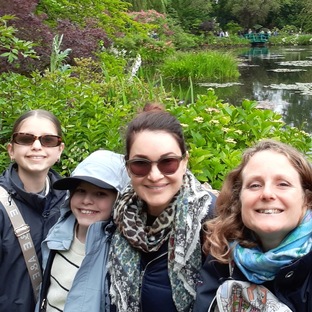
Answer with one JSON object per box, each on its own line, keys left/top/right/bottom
{"left": 0, "top": 109, "right": 66, "bottom": 312}
{"left": 109, "top": 103, "right": 217, "bottom": 312}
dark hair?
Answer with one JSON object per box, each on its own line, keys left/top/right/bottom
{"left": 125, "top": 103, "right": 187, "bottom": 159}
{"left": 11, "top": 109, "right": 62, "bottom": 137}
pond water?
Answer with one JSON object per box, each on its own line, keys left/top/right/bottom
{"left": 189, "top": 46, "right": 312, "bottom": 133}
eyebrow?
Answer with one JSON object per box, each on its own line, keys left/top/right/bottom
{"left": 131, "top": 152, "right": 178, "bottom": 159}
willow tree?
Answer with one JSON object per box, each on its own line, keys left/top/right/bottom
{"left": 225, "top": 0, "right": 281, "bottom": 29}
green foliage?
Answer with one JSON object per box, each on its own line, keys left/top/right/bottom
{"left": 160, "top": 51, "right": 240, "bottom": 81}
{"left": 226, "top": 0, "right": 281, "bottom": 29}
{"left": 37, "top": 0, "right": 135, "bottom": 37}
{"left": 97, "top": 51, "right": 127, "bottom": 78}
{"left": 269, "top": 33, "right": 312, "bottom": 45}
{"left": 167, "top": 0, "right": 213, "bottom": 32}
{"left": 168, "top": 89, "right": 312, "bottom": 189}
{"left": 0, "top": 15, "right": 38, "bottom": 63}
{"left": 0, "top": 68, "right": 311, "bottom": 189}
{"left": 0, "top": 69, "right": 169, "bottom": 176}
{"left": 198, "top": 34, "right": 250, "bottom": 47}
{"left": 224, "top": 21, "right": 243, "bottom": 35}
{"left": 50, "top": 34, "right": 72, "bottom": 72}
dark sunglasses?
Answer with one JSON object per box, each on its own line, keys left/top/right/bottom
{"left": 12, "top": 132, "right": 62, "bottom": 147}
{"left": 126, "top": 155, "right": 185, "bottom": 177}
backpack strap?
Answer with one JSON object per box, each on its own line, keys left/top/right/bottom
{"left": 0, "top": 186, "right": 42, "bottom": 301}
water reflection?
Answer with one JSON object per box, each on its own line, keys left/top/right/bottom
{"left": 197, "top": 46, "right": 312, "bottom": 133}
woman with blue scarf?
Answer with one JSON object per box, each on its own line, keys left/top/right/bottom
{"left": 194, "top": 139, "right": 312, "bottom": 312}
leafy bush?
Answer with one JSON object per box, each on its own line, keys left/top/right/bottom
{"left": 0, "top": 69, "right": 170, "bottom": 175}
{"left": 0, "top": 69, "right": 310, "bottom": 191}
{"left": 269, "top": 33, "right": 312, "bottom": 46}
{"left": 0, "top": 15, "right": 38, "bottom": 64}
{"left": 168, "top": 89, "right": 312, "bottom": 189}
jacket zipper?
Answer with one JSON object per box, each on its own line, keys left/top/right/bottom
{"left": 139, "top": 251, "right": 168, "bottom": 311}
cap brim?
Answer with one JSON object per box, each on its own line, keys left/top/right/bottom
{"left": 53, "top": 176, "right": 116, "bottom": 191}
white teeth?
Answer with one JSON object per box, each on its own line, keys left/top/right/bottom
{"left": 80, "top": 210, "right": 96, "bottom": 215}
{"left": 148, "top": 185, "right": 166, "bottom": 189}
{"left": 258, "top": 209, "right": 281, "bottom": 214}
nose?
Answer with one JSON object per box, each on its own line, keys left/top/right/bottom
{"left": 260, "top": 184, "right": 276, "bottom": 200}
{"left": 147, "top": 163, "right": 164, "bottom": 181}
{"left": 31, "top": 138, "right": 43, "bottom": 149}
{"left": 81, "top": 193, "right": 94, "bottom": 204}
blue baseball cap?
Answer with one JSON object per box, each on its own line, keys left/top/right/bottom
{"left": 53, "top": 150, "right": 130, "bottom": 193}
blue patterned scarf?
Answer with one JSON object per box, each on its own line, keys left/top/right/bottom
{"left": 233, "top": 210, "right": 312, "bottom": 283}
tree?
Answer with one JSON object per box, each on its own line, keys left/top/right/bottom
{"left": 167, "top": 0, "right": 214, "bottom": 32}
{"left": 298, "top": 0, "right": 312, "bottom": 32}
{"left": 226, "top": 0, "right": 281, "bottom": 30}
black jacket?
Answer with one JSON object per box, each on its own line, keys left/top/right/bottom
{"left": 140, "top": 192, "right": 217, "bottom": 312}
{"left": 194, "top": 251, "right": 312, "bottom": 312}
{"left": 0, "top": 164, "right": 66, "bottom": 312}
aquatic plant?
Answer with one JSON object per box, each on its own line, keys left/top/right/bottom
{"left": 160, "top": 51, "right": 240, "bottom": 82}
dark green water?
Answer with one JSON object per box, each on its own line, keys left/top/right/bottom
{"left": 167, "top": 46, "right": 312, "bottom": 133}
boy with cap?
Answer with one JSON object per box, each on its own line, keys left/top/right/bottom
{"left": 36, "top": 150, "right": 129, "bottom": 312}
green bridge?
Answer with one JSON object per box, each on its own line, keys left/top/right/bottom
{"left": 244, "top": 33, "right": 270, "bottom": 45}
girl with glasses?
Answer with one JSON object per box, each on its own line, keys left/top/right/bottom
{"left": 0, "top": 109, "right": 66, "bottom": 312}
{"left": 109, "top": 103, "right": 217, "bottom": 312}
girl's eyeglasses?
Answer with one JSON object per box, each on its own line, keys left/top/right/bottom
{"left": 126, "top": 155, "right": 185, "bottom": 177}
{"left": 12, "top": 132, "right": 62, "bottom": 147}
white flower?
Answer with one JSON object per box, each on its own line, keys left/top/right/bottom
{"left": 193, "top": 117, "right": 204, "bottom": 123}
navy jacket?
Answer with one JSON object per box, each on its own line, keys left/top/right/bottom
{"left": 140, "top": 241, "right": 177, "bottom": 312}
{"left": 140, "top": 192, "right": 217, "bottom": 312}
{"left": 194, "top": 251, "right": 312, "bottom": 312}
{"left": 0, "top": 164, "right": 66, "bottom": 312}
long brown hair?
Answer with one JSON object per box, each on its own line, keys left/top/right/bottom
{"left": 202, "top": 139, "right": 312, "bottom": 263}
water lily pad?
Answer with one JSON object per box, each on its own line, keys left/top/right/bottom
{"left": 265, "top": 82, "right": 312, "bottom": 95}
{"left": 261, "top": 55, "right": 285, "bottom": 60}
{"left": 197, "top": 82, "right": 243, "bottom": 88}
{"left": 238, "top": 63, "right": 259, "bottom": 67}
{"left": 277, "top": 60, "right": 312, "bottom": 67}
{"left": 268, "top": 68, "right": 307, "bottom": 72}
{"left": 284, "top": 48, "right": 306, "bottom": 51}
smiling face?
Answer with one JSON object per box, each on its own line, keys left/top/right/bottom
{"left": 128, "top": 130, "right": 188, "bottom": 216}
{"left": 240, "top": 150, "right": 307, "bottom": 251}
{"left": 70, "top": 181, "right": 117, "bottom": 232}
{"left": 7, "top": 116, "right": 64, "bottom": 178}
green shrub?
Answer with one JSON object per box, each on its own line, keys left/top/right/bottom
{"left": 168, "top": 89, "right": 312, "bottom": 189}
{"left": 0, "top": 70, "right": 310, "bottom": 190}
{"left": 0, "top": 70, "right": 169, "bottom": 175}
{"left": 269, "top": 34, "right": 312, "bottom": 46}
{"left": 0, "top": 15, "right": 38, "bottom": 64}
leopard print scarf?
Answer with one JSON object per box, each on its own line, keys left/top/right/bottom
{"left": 109, "top": 170, "right": 213, "bottom": 312}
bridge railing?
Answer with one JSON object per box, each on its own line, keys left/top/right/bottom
{"left": 244, "top": 33, "right": 270, "bottom": 43}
